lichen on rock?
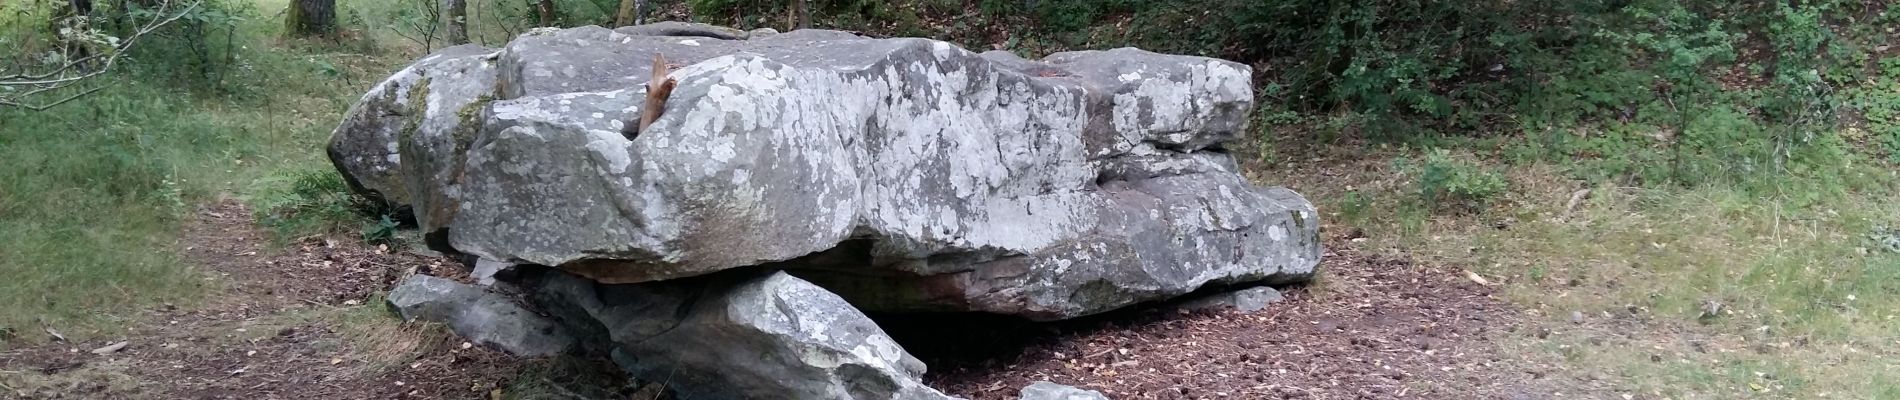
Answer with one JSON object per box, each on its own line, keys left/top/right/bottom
{"left": 331, "top": 25, "right": 1318, "bottom": 321}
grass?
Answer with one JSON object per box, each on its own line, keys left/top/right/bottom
{"left": 240, "top": 299, "right": 461, "bottom": 374}
{"left": 0, "top": 0, "right": 603, "bottom": 345}
{"left": 1471, "top": 179, "right": 1899, "bottom": 398}
{"left": 1494, "top": 185, "right": 1900, "bottom": 398}
{"left": 1263, "top": 136, "right": 1900, "bottom": 398}
{"left": 0, "top": 0, "right": 417, "bottom": 346}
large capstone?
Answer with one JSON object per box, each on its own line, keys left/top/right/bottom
{"left": 523, "top": 269, "right": 955, "bottom": 400}
{"left": 330, "top": 25, "right": 1320, "bottom": 321}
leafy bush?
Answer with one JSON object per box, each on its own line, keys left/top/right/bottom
{"left": 1399, "top": 148, "right": 1507, "bottom": 212}
{"left": 1855, "top": 57, "right": 1900, "bottom": 162}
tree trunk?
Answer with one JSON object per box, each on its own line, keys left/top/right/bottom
{"left": 536, "top": 0, "right": 555, "bottom": 26}
{"left": 615, "top": 0, "right": 648, "bottom": 27}
{"left": 445, "top": 0, "right": 468, "bottom": 45}
{"left": 284, "top": 0, "right": 336, "bottom": 36}
{"left": 794, "top": 0, "right": 809, "bottom": 29}
{"left": 614, "top": 0, "right": 635, "bottom": 27}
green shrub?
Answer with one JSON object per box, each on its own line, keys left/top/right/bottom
{"left": 254, "top": 168, "right": 384, "bottom": 241}
{"left": 1399, "top": 148, "right": 1507, "bottom": 212}
{"left": 1856, "top": 57, "right": 1900, "bottom": 162}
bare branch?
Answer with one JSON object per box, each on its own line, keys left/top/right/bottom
{"left": 1, "top": 84, "right": 112, "bottom": 111}
{"left": 0, "top": 0, "right": 203, "bottom": 110}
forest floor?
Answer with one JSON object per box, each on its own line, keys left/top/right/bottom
{"left": 0, "top": 201, "right": 536, "bottom": 399}
{"left": 0, "top": 199, "right": 1598, "bottom": 400}
{"left": 918, "top": 235, "right": 1590, "bottom": 400}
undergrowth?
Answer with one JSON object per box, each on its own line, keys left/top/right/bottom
{"left": 0, "top": 0, "right": 410, "bottom": 344}
{"left": 252, "top": 168, "right": 404, "bottom": 244}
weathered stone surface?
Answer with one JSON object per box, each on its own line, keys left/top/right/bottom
{"left": 525, "top": 269, "right": 954, "bottom": 400}
{"left": 1019, "top": 381, "right": 1109, "bottom": 400}
{"left": 386, "top": 275, "right": 574, "bottom": 357}
{"left": 332, "top": 24, "right": 1321, "bottom": 321}
{"left": 1176, "top": 286, "right": 1285, "bottom": 313}
{"left": 470, "top": 258, "right": 517, "bottom": 286}
{"left": 614, "top": 21, "right": 751, "bottom": 40}
{"left": 327, "top": 44, "right": 496, "bottom": 209}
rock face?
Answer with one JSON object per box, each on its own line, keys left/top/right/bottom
{"left": 327, "top": 44, "right": 497, "bottom": 210}
{"left": 1019, "top": 381, "right": 1110, "bottom": 400}
{"left": 329, "top": 24, "right": 1320, "bottom": 321}
{"left": 524, "top": 269, "right": 953, "bottom": 400}
{"left": 385, "top": 275, "right": 574, "bottom": 357}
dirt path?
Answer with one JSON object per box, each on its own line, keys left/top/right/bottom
{"left": 5, "top": 202, "right": 1579, "bottom": 399}
{"left": 0, "top": 202, "right": 526, "bottom": 399}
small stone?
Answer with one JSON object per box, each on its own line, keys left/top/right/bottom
{"left": 470, "top": 258, "right": 514, "bottom": 286}
{"left": 1176, "top": 286, "right": 1286, "bottom": 314}
{"left": 1020, "top": 381, "right": 1109, "bottom": 400}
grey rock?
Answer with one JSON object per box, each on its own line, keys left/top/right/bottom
{"left": 470, "top": 258, "right": 516, "bottom": 286}
{"left": 526, "top": 269, "right": 954, "bottom": 400}
{"left": 1872, "top": 225, "right": 1900, "bottom": 253}
{"left": 1020, "top": 381, "right": 1108, "bottom": 400}
{"left": 386, "top": 275, "right": 573, "bottom": 357}
{"left": 334, "top": 26, "right": 1321, "bottom": 321}
{"left": 615, "top": 21, "right": 751, "bottom": 40}
{"left": 327, "top": 44, "right": 496, "bottom": 209}
{"left": 1176, "top": 286, "right": 1285, "bottom": 313}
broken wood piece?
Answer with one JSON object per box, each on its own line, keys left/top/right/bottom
{"left": 1462, "top": 270, "right": 1491, "bottom": 286}
{"left": 90, "top": 341, "right": 129, "bottom": 355}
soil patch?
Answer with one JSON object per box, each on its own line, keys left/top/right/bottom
{"left": 913, "top": 236, "right": 1563, "bottom": 399}
{"left": 0, "top": 202, "right": 533, "bottom": 399}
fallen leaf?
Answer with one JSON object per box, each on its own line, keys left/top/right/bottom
{"left": 91, "top": 341, "right": 129, "bottom": 355}
{"left": 45, "top": 327, "right": 66, "bottom": 342}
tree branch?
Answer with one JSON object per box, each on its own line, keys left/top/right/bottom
{"left": 0, "top": 0, "right": 202, "bottom": 110}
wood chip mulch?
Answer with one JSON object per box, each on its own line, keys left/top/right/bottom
{"left": 912, "top": 237, "right": 1565, "bottom": 400}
